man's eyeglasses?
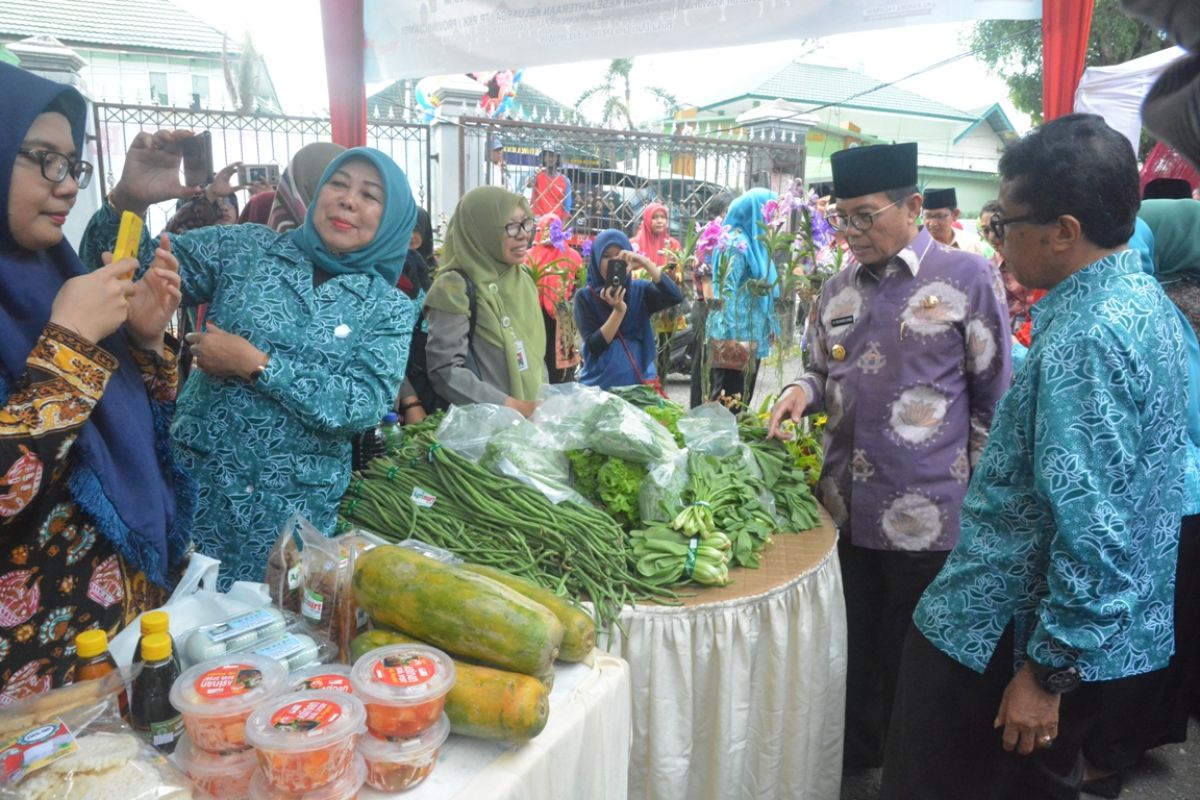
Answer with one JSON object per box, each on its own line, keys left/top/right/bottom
{"left": 18, "top": 149, "right": 93, "bottom": 189}
{"left": 503, "top": 218, "right": 535, "bottom": 237}
{"left": 987, "top": 212, "right": 1042, "bottom": 243}
{"left": 828, "top": 198, "right": 901, "bottom": 233}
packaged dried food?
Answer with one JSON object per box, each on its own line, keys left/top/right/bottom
{"left": 358, "top": 713, "right": 450, "bottom": 792}
{"left": 298, "top": 529, "right": 385, "bottom": 663}
{"left": 245, "top": 690, "right": 366, "bottom": 794}
{"left": 170, "top": 653, "right": 287, "bottom": 754}
{"left": 350, "top": 644, "right": 455, "bottom": 740}
{"left": 183, "top": 607, "right": 288, "bottom": 666}
{"left": 247, "top": 754, "right": 365, "bottom": 800}
{"left": 173, "top": 731, "right": 257, "bottom": 799}
{"left": 287, "top": 665, "right": 354, "bottom": 695}
{"left": 267, "top": 514, "right": 315, "bottom": 615}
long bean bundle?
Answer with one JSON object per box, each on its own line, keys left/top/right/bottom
{"left": 340, "top": 429, "right": 679, "bottom": 633}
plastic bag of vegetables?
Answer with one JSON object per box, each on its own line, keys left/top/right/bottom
{"left": 481, "top": 420, "right": 585, "bottom": 505}
{"left": 585, "top": 393, "right": 680, "bottom": 465}
{"left": 437, "top": 403, "right": 524, "bottom": 460}
{"left": 533, "top": 382, "right": 607, "bottom": 451}
{"left": 638, "top": 450, "right": 690, "bottom": 524}
{"left": 677, "top": 403, "right": 740, "bottom": 458}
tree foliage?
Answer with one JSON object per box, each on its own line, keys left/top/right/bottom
{"left": 576, "top": 58, "right": 680, "bottom": 130}
{"left": 967, "top": 0, "right": 1169, "bottom": 125}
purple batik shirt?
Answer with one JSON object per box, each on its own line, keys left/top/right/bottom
{"left": 793, "top": 228, "right": 1011, "bottom": 551}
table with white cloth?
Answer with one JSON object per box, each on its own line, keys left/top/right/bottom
{"left": 604, "top": 511, "right": 845, "bottom": 800}
{"left": 363, "top": 653, "right": 632, "bottom": 800}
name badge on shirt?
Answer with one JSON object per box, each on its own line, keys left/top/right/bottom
{"left": 831, "top": 315, "right": 855, "bottom": 327}
{"left": 514, "top": 339, "right": 530, "bottom": 372}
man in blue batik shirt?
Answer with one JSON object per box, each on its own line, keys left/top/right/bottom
{"left": 880, "top": 114, "right": 1189, "bottom": 799}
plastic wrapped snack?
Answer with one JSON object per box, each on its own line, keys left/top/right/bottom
{"left": 350, "top": 644, "right": 455, "bottom": 740}
{"left": 174, "top": 731, "right": 257, "bottom": 799}
{"left": 266, "top": 513, "right": 319, "bottom": 615}
{"left": 297, "top": 528, "right": 385, "bottom": 663}
{"left": 170, "top": 653, "right": 287, "bottom": 754}
{"left": 183, "top": 607, "right": 289, "bottom": 667}
{"left": 358, "top": 713, "right": 450, "bottom": 792}
{"left": 247, "top": 754, "right": 365, "bottom": 800}
{"left": 244, "top": 690, "right": 366, "bottom": 794}
{"left": 0, "top": 672, "right": 192, "bottom": 800}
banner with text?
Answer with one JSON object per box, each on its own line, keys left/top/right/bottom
{"left": 365, "top": 0, "right": 1042, "bottom": 81}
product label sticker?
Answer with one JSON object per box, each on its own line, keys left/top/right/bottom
{"left": 410, "top": 487, "right": 436, "bottom": 509}
{"left": 254, "top": 634, "right": 304, "bottom": 661}
{"left": 0, "top": 719, "right": 76, "bottom": 784}
{"left": 301, "top": 589, "right": 324, "bottom": 621}
{"left": 204, "top": 608, "right": 276, "bottom": 644}
{"left": 270, "top": 700, "right": 342, "bottom": 732}
{"left": 286, "top": 564, "right": 302, "bottom": 591}
{"left": 195, "top": 665, "right": 263, "bottom": 699}
{"left": 149, "top": 715, "right": 183, "bottom": 747}
{"left": 514, "top": 339, "right": 529, "bottom": 372}
{"left": 372, "top": 654, "right": 436, "bottom": 687}
{"left": 294, "top": 674, "right": 352, "bottom": 694}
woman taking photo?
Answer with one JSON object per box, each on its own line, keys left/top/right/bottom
{"left": 574, "top": 229, "right": 682, "bottom": 391}
{"left": 83, "top": 138, "right": 418, "bottom": 590}
{"left": 424, "top": 186, "right": 545, "bottom": 417}
{"left": 0, "top": 64, "right": 188, "bottom": 700}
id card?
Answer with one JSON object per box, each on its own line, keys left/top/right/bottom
{"left": 514, "top": 339, "right": 529, "bottom": 372}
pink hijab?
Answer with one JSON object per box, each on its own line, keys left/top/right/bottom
{"left": 630, "top": 203, "right": 678, "bottom": 267}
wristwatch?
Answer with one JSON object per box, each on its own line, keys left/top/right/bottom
{"left": 248, "top": 360, "right": 269, "bottom": 384}
{"left": 1027, "top": 658, "right": 1082, "bottom": 694}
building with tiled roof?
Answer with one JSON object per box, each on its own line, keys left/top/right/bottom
{"left": 0, "top": 0, "right": 279, "bottom": 111}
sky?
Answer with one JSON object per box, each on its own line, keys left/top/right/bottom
{"left": 172, "top": 0, "right": 1031, "bottom": 132}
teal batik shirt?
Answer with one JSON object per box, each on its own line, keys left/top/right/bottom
{"left": 81, "top": 206, "right": 414, "bottom": 589}
{"left": 914, "top": 250, "right": 1187, "bottom": 681}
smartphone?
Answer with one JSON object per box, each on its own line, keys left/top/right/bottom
{"left": 180, "top": 131, "right": 213, "bottom": 187}
{"left": 607, "top": 258, "right": 627, "bottom": 289}
{"left": 238, "top": 163, "right": 280, "bottom": 188}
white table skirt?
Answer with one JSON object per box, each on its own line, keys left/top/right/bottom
{"left": 366, "top": 652, "right": 632, "bottom": 800}
{"left": 604, "top": 519, "right": 846, "bottom": 800}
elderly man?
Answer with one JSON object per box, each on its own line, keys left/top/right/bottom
{"left": 768, "top": 142, "right": 1011, "bottom": 770}
{"left": 880, "top": 114, "right": 1189, "bottom": 799}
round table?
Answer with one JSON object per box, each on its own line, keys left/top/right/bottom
{"left": 604, "top": 510, "right": 845, "bottom": 800}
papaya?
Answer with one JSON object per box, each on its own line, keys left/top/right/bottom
{"left": 460, "top": 563, "right": 596, "bottom": 662}
{"left": 353, "top": 545, "right": 564, "bottom": 674}
{"left": 352, "top": 628, "right": 550, "bottom": 741}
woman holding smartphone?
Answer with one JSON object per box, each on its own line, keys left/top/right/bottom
{"left": 574, "top": 228, "right": 682, "bottom": 391}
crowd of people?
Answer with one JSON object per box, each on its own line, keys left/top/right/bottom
{"left": 3, "top": 54, "right": 1200, "bottom": 799}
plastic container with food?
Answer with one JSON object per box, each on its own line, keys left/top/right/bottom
{"left": 248, "top": 754, "right": 366, "bottom": 800}
{"left": 288, "top": 664, "right": 354, "bottom": 695}
{"left": 183, "top": 607, "right": 289, "bottom": 666}
{"left": 350, "top": 644, "right": 455, "bottom": 740}
{"left": 171, "top": 653, "right": 288, "bottom": 754}
{"left": 174, "top": 731, "right": 259, "bottom": 799}
{"left": 245, "top": 689, "right": 366, "bottom": 793}
{"left": 358, "top": 712, "right": 450, "bottom": 792}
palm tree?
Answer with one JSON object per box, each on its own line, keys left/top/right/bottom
{"left": 576, "top": 58, "right": 636, "bottom": 130}
{"left": 222, "top": 33, "right": 262, "bottom": 114}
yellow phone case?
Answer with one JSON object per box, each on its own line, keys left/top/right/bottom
{"left": 113, "top": 211, "right": 143, "bottom": 275}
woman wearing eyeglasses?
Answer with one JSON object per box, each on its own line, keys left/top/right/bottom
{"left": 0, "top": 64, "right": 190, "bottom": 700}
{"left": 424, "top": 186, "right": 546, "bottom": 417}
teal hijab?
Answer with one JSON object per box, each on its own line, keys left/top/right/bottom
{"left": 292, "top": 147, "right": 417, "bottom": 285}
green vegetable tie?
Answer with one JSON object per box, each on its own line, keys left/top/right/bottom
{"left": 427, "top": 442, "right": 443, "bottom": 463}
{"left": 693, "top": 501, "right": 711, "bottom": 509}
{"left": 344, "top": 498, "right": 359, "bottom": 516}
{"left": 386, "top": 466, "right": 399, "bottom": 480}
{"left": 683, "top": 536, "right": 699, "bottom": 579}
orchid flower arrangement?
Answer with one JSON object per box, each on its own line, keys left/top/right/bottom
{"left": 523, "top": 218, "right": 585, "bottom": 302}
{"left": 757, "top": 179, "right": 841, "bottom": 305}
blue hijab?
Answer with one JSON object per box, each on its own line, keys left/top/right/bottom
{"left": 292, "top": 147, "right": 417, "bottom": 286}
{"left": 586, "top": 229, "right": 653, "bottom": 339}
{"left": 0, "top": 63, "right": 184, "bottom": 586}
{"left": 718, "top": 188, "right": 778, "bottom": 316}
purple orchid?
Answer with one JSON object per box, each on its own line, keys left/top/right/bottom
{"left": 581, "top": 238, "right": 593, "bottom": 261}
{"left": 695, "top": 217, "right": 732, "bottom": 262}
{"left": 548, "top": 218, "right": 569, "bottom": 251}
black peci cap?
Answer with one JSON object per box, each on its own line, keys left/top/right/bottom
{"left": 922, "top": 187, "right": 957, "bottom": 210}
{"left": 1143, "top": 177, "right": 1192, "bottom": 199}
{"left": 831, "top": 142, "right": 918, "bottom": 201}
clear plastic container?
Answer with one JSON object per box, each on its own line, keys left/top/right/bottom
{"left": 358, "top": 713, "right": 451, "bottom": 792}
{"left": 174, "top": 731, "right": 259, "bottom": 799}
{"left": 288, "top": 664, "right": 354, "bottom": 695}
{"left": 245, "top": 689, "right": 366, "bottom": 793}
{"left": 248, "top": 753, "right": 366, "bottom": 800}
{"left": 171, "top": 653, "right": 288, "bottom": 754}
{"left": 183, "top": 607, "right": 289, "bottom": 666}
{"left": 350, "top": 644, "right": 455, "bottom": 740}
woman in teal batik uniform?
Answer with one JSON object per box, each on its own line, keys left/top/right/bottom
{"left": 82, "top": 136, "right": 417, "bottom": 589}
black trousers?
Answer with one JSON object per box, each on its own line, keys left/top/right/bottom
{"left": 839, "top": 539, "right": 949, "bottom": 769}
{"left": 881, "top": 624, "right": 1101, "bottom": 800}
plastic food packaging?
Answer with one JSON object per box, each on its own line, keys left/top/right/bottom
{"left": 170, "top": 653, "right": 287, "bottom": 754}
{"left": 358, "top": 712, "right": 450, "bottom": 792}
{"left": 350, "top": 644, "right": 456, "bottom": 740}
{"left": 0, "top": 671, "right": 192, "bottom": 800}
{"left": 677, "top": 402, "right": 740, "bottom": 457}
{"left": 586, "top": 392, "right": 681, "bottom": 464}
{"left": 288, "top": 664, "right": 354, "bottom": 695}
{"left": 247, "top": 753, "right": 365, "bottom": 800}
{"left": 298, "top": 527, "right": 385, "bottom": 663}
{"left": 266, "top": 513, "right": 318, "bottom": 615}
{"left": 250, "top": 628, "right": 336, "bottom": 673}
{"left": 183, "top": 606, "right": 289, "bottom": 666}
{"left": 245, "top": 690, "right": 366, "bottom": 794}
{"left": 174, "top": 731, "right": 258, "bottom": 799}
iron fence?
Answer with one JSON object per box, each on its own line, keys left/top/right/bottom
{"left": 92, "top": 103, "right": 432, "bottom": 235}
{"left": 459, "top": 116, "right": 806, "bottom": 240}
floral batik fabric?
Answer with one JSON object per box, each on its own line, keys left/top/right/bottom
{"left": 0, "top": 326, "right": 172, "bottom": 703}
{"left": 794, "top": 229, "right": 1012, "bottom": 551}
{"left": 915, "top": 250, "right": 1188, "bottom": 679}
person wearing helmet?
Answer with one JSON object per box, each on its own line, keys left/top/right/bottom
{"left": 527, "top": 142, "right": 572, "bottom": 221}
{"left": 487, "top": 135, "right": 510, "bottom": 190}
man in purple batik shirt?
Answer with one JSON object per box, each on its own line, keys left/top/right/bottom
{"left": 768, "top": 142, "right": 1012, "bottom": 772}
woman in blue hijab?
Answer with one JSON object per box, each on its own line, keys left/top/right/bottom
{"left": 574, "top": 229, "right": 682, "bottom": 390}
{"left": 705, "top": 188, "right": 780, "bottom": 408}
{"left": 0, "top": 63, "right": 189, "bottom": 700}
{"left": 81, "top": 141, "right": 418, "bottom": 588}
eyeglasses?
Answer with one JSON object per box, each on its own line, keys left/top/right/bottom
{"left": 828, "top": 198, "right": 901, "bottom": 233}
{"left": 987, "top": 212, "right": 1042, "bottom": 243}
{"left": 503, "top": 218, "right": 535, "bottom": 237}
{"left": 18, "top": 149, "right": 93, "bottom": 189}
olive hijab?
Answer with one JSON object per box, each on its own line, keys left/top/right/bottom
{"left": 425, "top": 186, "right": 545, "bottom": 401}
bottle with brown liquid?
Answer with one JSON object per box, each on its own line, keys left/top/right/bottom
{"left": 74, "top": 629, "right": 128, "bottom": 720}
{"left": 133, "top": 610, "right": 180, "bottom": 671}
{"left": 129, "top": 633, "right": 183, "bottom": 753}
